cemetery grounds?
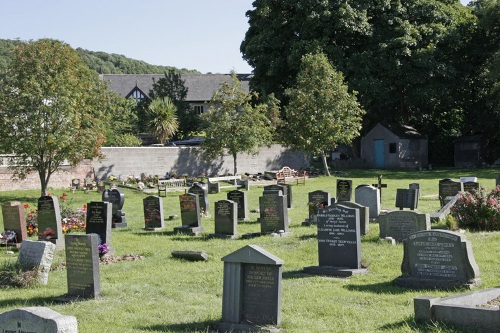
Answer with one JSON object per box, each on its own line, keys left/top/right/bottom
{"left": 0, "top": 168, "right": 499, "bottom": 333}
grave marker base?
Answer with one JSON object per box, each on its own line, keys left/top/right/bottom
{"left": 394, "top": 276, "right": 481, "bottom": 290}
{"left": 144, "top": 227, "right": 163, "bottom": 231}
{"left": 210, "top": 233, "right": 239, "bottom": 239}
{"left": 173, "top": 226, "right": 204, "bottom": 236}
{"left": 113, "top": 222, "right": 128, "bottom": 228}
{"left": 217, "top": 322, "right": 281, "bottom": 333}
{"left": 303, "top": 266, "right": 368, "bottom": 277}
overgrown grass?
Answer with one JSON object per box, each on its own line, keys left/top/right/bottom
{"left": 0, "top": 168, "right": 499, "bottom": 332}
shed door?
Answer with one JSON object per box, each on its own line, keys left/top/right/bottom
{"left": 374, "top": 139, "right": 385, "bottom": 168}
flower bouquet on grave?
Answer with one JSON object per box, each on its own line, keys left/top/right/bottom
{"left": 98, "top": 243, "right": 109, "bottom": 258}
{"left": 39, "top": 228, "right": 54, "bottom": 241}
{"left": 1, "top": 230, "right": 17, "bottom": 245}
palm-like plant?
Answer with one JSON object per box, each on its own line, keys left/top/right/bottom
{"left": 147, "top": 97, "right": 179, "bottom": 145}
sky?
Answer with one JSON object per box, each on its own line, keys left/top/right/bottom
{"left": 1, "top": 0, "right": 470, "bottom": 75}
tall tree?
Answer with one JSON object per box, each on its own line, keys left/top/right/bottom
{"left": 149, "top": 69, "right": 201, "bottom": 139}
{"left": 284, "top": 53, "right": 365, "bottom": 176}
{"left": 0, "top": 39, "right": 110, "bottom": 196}
{"left": 146, "top": 97, "right": 179, "bottom": 145}
{"left": 200, "top": 71, "right": 275, "bottom": 175}
{"left": 103, "top": 91, "right": 140, "bottom": 146}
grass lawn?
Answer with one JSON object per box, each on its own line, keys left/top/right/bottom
{"left": 0, "top": 168, "right": 499, "bottom": 332}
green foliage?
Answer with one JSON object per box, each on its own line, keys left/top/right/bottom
{"left": 284, "top": 53, "right": 365, "bottom": 175}
{"left": 103, "top": 92, "right": 139, "bottom": 146}
{"left": 146, "top": 97, "right": 179, "bottom": 145}
{"left": 0, "top": 39, "right": 111, "bottom": 195}
{"left": 451, "top": 187, "right": 500, "bottom": 231}
{"left": 0, "top": 261, "right": 38, "bottom": 288}
{"left": 112, "top": 133, "right": 142, "bottom": 147}
{"left": 201, "top": 71, "right": 275, "bottom": 175}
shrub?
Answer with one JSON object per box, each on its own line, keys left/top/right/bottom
{"left": 0, "top": 261, "right": 39, "bottom": 288}
{"left": 451, "top": 187, "right": 500, "bottom": 231}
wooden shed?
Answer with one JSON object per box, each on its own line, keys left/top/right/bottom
{"left": 361, "top": 123, "right": 428, "bottom": 169}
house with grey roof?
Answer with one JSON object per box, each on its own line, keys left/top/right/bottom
{"left": 100, "top": 73, "right": 252, "bottom": 114}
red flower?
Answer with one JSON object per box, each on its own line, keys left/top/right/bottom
{"left": 24, "top": 204, "right": 29, "bottom": 209}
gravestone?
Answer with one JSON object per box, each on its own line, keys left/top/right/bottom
{"left": 304, "top": 204, "right": 367, "bottom": 277}
{"left": 438, "top": 179, "right": 463, "bottom": 207}
{"left": 212, "top": 200, "right": 238, "bottom": 239}
{"left": 463, "top": 181, "right": 479, "bottom": 193}
{"left": 97, "top": 180, "right": 106, "bottom": 193}
{"left": 409, "top": 183, "right": 421, "bottom": 202}
{"left": 71, "top": 178, "right": 80, "bottom": 190}
{"left": 259, "top": 190, "right": 289, "bottom": 235}
{"left": 496, "top": 174, "right": 500, "bottom": 187}
{"left": 355, "top": 185, "right": 380, "bottom": 218}
{"left": 17, "top": 240, "right": 56, "bottom": 285}
{"left": 37, "top": 196, "right": 63, "bottom": 248}
{"left": 174, "top": 193, "right": 204, "bottom": 235}
{"left": 336, "top": 179, "right": 352, "bottom": 202}
{"left": 372, "top": 175, "right": 388, "bottom": 203}
{"left": 102, "top": 188, "right": 127, "bottom": 228}
{"left": 395, "top": 188, "right": 419, "bottom": 210}
{"left": 264, "top": 184, "right": 292, "bottom": 209}
{"left": 218, "top": 245, "right": 284, "bottom": 332}
{"left": 395, "top": 230, "right": 481, "bottom": 289}
{"left": 1, "top": 201, "right": 27, "bottom": 245}
{"left": 333, "top": 201, "right": 369, "bottom": 235}
{"left": 85, "top": 201, "right": 112, "bottom": 247}
{"left": 378, "top": 210, "right": 430, "bottom": 242}
{"left": 227, "top": 189, "right": 249, "bottom": 221}
{"left": 188, "top": 183, "right": 209, "bottom": 217}
{"left": 303, "top": 190, "right": 331, "bottom": 226}
{"left": 63, "top": 234, "right": 100, "bottom": 300}
{"left": 0, "top": 307, "right": 78, "bottom": 333}
{"left": 143, "top": 196, "right": 164, "bottom": 230}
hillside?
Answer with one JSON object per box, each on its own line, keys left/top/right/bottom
{"left": 0, "top": 38, "right": 200, "bottom": 74}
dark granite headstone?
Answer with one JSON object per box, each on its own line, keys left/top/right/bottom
{"left": 85, "top": 201, "right": 112, "bottom": 246}
{"left": 143, "top": 196, "right": 164, "bottom": 230}
{"left": 496, "top": 174, "right": 500, "bottom": 187}
{"left": 395, "top": 230, "right": 481, "bottom": 289}
{"left": 97, "top": 181, "right": 106, "bottom": 193}
{"left": 336, "top": 179, "right": 352, "bottom": 202}
{"left": 463, "top": 181, "right": 479, "bottom": 193}
{"left": 395, "top": 189, "right": 419, "bottom": 210}
{"left": 304, "top": 205, "right": 367, "bottom": 277}
{"left": 102, "top": 188, "right": 127, "bottom": 228}
{"left": 227, "top": 190, "right": 249, "bottom": 221}
{"left": 71, "top": 178, "right": 80, "bottom": 190}
{"left": 259, "top": 190, "right": 289, "bottom": 234}
{"left": 37, "top": 196, "right": 63, "bottom": 248}
{"left": 188, "top": 183, "right": 209, "bottom": 216}
{"left": 219, "top": 245, "right": 283, "bottom": 332}
{"left": 304, "top": 190, "right": 331, "bottom": 225}
{"left": 378, "top": 210, "right": 430, "bottom": 242}
{"left": 438, "top": 179, "right": 463, "bottom": 207}
{"left": 213, "top": 200, "right": 238, "bottom": 238}
{"left": 64, "top": 234, "right": 100, "bottom": 300}
{"left": 1, "top": 201, "right": 27, "bottom": 244}
{"left": 175, "top": 193, "right": 203, "bottom": 235}
{"left": 264, "top": 184, "right": 292, "bottom": 208}
{"left": 333, "top": 201, "right": 369, "bottom": 236}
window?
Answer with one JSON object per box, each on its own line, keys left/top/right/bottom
{"left": 194, "top": 105, "right": 204, "bottom": 114}
{"left": 389, "top": 143, "right": 397, "bottom": 154}
{"left": 128, "top": 87, "right": 146, "bottom": 103}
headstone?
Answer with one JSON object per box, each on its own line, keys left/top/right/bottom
{"left": 0, "top": 307, "right": 78, "bottom": 333}
{"left": 336, "top": 179, "right": 352, "bottom": 202}
{"left": 102, "top": 188, "right": 127, "bottom": 228}
{"left": 438, "top": 179, "right": 463, "bottom": 207}
{"left": 85, "top": 201, "right": 112, "bottom": 247}
{"left": 213, "top": 200, "right": 238, "bottom": 238}
{"left": 304, "top": 204, "right": 367, "bottom": 277}
{"left": 1, "top": 201, "right": 27, "bottom": 245}
{"left": 378, "top": 210, "right": 430, "bottom": 242}
{"left": 409, "top": 183, "right": 421, "bottom": 204}
{"left": 395, "top": 188, "right": 419, "bottom": 210}
{"left": 97, "top": 180, "right": 106, "bottom": 193}
{"left": 259, "top": 190, "right": 289, "bottom": 235}
{"left": 333, "top": 201, "right": 369, "bottom": 235}
{"left": 218, "top": 245, "right": 284, "bottom": 332}
{"left": 463, "top": 181, "right": 479, "bottom": 193}
{"left": 304, "top": 190, "right": 331, "bottom": 226}
{"left": 71, "top": 178, "right": 80, "bottom": 190}
{"left": 188, "top": 183, "right": 209, "bottom": 217}
{"left": 37, "top": 196, "right": 63, "bottom": 248}
{"left": 17, "top": 240, "right": 55, "bottom": 285}
{"left": 395, "top": 230, "right": 481, "bottom": 289}
{"left": 63, "top": 234, "right": 100, "bottom": 300}
{"left": 371, "top": 175, "right": 388, "bottom": 203}
{"left": 174, "top": 193, "right": 203, "bottom": 235}
{"left": 496, "top": 174, "right": 500, "bottom": 187}
{"left": 143, "top": 196, "right": 164, "bottom": 230}
{"left": 264, "top": 184, "right": 291, "bottom": 208}
{"left": 227, "top": 190, "right": 249, "bottom": 221}
{"left": 355, "top": 185, "right": 380, "bottom": 218}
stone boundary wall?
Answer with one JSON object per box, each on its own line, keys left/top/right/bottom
{"left": 94, "top": 145, "right": 309, "bottom": 181}
{"left": 0, "top": 160, "right": 94, "bottom": 192}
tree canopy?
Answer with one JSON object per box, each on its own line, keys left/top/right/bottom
{"left": 0, "top": 39, "right": 111, "bottom": 195}
{"left": 284, "top": 53, "right": 365, "bottom": 175}
{"left": 146, "top": 97, "right": 179, "bottom": 145}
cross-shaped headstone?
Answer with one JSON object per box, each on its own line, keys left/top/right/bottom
{"left": 372, "top": 175, "right": 387, "bottom": 203}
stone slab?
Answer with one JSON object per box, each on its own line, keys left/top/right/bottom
{"left": 0, "top": 307, "right": 78, "bottom": 333}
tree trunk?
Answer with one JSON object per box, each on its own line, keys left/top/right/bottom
{"left": 39, "top": 168, "right": 50, "bottom": 197}
{"left": 321, "top": 152, "right": 331, "bottom": 177}
{"left": 232, "top": 152, "right": 238, "bottom": 176}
